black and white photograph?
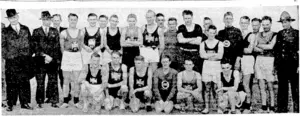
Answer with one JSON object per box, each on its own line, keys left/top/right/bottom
{"left": 0, "top": 1, "right": 299, "bottom": 115}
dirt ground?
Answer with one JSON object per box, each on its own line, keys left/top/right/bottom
{"left": 2, "top": 76, "right": 295, "bottom": 115}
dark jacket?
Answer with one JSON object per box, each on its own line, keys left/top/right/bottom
{"left": 58, "top": 27, "right": 67, "bottom": 33}
{"left": 274, "top": 27, "right": 299, "bottom": 72}
{"left": 2, "top": 23, "right": 33, "bottom": 60}
{"left": 32, "top": 26, "right": 61, "bottom": 70}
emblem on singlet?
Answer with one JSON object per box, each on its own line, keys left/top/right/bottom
{"left": 136, "top": 79, "right": 145, "bottom": 87}
{"left": 88, "top": 38, "right": 96, "bottom": 49}
{"left": 161, "top": 80, "right": 170, "bottom": 90}
{"left": 223, "top": 40, "right": 231, "bottom": 48}
{"left": 71, "top": 41, "right": 79, "bottom": 52}
{"left": 90, "top": 77, "right": 97, "bottom": 84}
{"left": 111, "top": 72, "right": 121, "bottom": 81}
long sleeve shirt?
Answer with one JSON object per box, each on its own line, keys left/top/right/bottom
{"left": 274, "top": 27, "right": 299, "bottom": 71}
{"left": 153, "top": 68, "right": 178, "bottom": 101}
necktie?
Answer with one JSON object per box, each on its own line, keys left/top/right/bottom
{"left": 45, "top": 27, "right": 48, "bottom": 36}
{"left": 15, "top": 26, "right": 19, "bottom": 34}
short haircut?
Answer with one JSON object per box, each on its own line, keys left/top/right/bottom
{"left": 240, "top": 16, "right": 250, "bottom": 21}
{"left": 110, "top": 14, "right": 118, "bottom": 20}
{"left": 111, "top": 50, "right": 122, "bottom": 57}
{"left": 146, "top": 10, "right": 156, "bottom": 16}
{"left": 99, "top": 15, "right": 108, "bottom": 20}
{"left": 161, "top": 55, "right": 172, "bottom": 62}
{"left": 251, "top": 18, "right": 262, "bottom": 23}
{"left": 208, "top": 25, "right": 217, "bottom": 31}
{"left": 224, "top": 11, "right": 233, "bottom": 18}
{"left": 168, "top": 17, "right": 177, "bottom": 22}
{"left": 262, "top": 16, "right": 272, "bottom": 23}
{"left": 221, "top": 58, "right": 232, "bottom": 65}
{"left": 127, "top": 13, "right": 137, "bottom": 20}
{"left": 204, "top": 17, "right": 211, "bottom": 21}
{"left": 182, "top": 10, "right": 193, "bottom": 16}
{"left": 156, "top": 13, "right": 164, "bottom": 18}
{"left": 184, "top": 58, "right": 193, "bottom": 64}
{"left": 88, "top": 13, "right": 97, "bottom": 18}
{"left": 134, "top": 55, "right": 145, "bottom": 62}
{"left": 68, "top": 13, "right": 78, "bottom": 19}
{"left": 91, "top": 52, "right": 101, "bottom": 58}
{"left": 52, "top": 14, "right": 62, "bottom": 20}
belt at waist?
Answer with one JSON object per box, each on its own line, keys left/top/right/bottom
{"left": 180, "top": 47, "right": 198, "bottom": 52}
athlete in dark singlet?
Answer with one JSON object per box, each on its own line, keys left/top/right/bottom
{"left": 216, "top": 61, "right": 245, "bottom": 114}
{"left": 141, "top": 10, "right": 164, "bottom": 72}
{"left": 79, "top": 52, "right": 108, "bottom": 113}
{"left": 121, "top": 14, "right": 142, "bottom": 70}
{"left": 200, "top": 25, "right": 224, "bottom": 114}
{"left": 105, "top": 14, "right": 122, "bottom": 53}
{"left": 105, "top": 51, "right": 128, "bottom": 110}
{"left": 82, "top": 13, "right": 103, "bottom": 53}
{"left": 129, "top": 56, "right": 153, "bottom": 112}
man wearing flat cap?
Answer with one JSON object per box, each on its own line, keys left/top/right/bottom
{"left": 274, "top": 11, "right": 299, "bottom": 113}
{"left": 32, "top": 11, "right": 61, "bottom": 108}
{"left": 1, "top": 9, "right": 34, "bottom": 111}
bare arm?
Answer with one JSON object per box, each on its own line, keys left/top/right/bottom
{"left": 244, "top": 34, "right": 256, "bottom": 53}
{"left": 152, "top": 70, "right": 162, "bottom": 101}
{"left": 120, "top": 27, "right": 132, "bottom": 47}
{"left": 102, "top": 64, "right": 109, "bottom": 94}
{"left": 253, "top": 35, "right": 264, "bottom": 52}
{"left": 59, "top": 30, "right": 66, "bottom": 53}
{"left": 78, "top": 64, "right": 89, "bottom": 84}
{"left": 129, "top": 67, "right": 135, "bottom": 96}
{"left": 193, "top": 72, "right": 202, "bottom": 92}
{"left": 210, "top": 42, "right": 224, "bottom": 60}
{"left": 166, "top": 70, "right": 178, "bottom": 101}
{"left": 188, "top": 36, "right": 202, "bottom": 45}
{"left": 200, "top": 42, "right": 213, "bottom": 59}
{"left": 158, "top": 28, "right": 165, "bottom": 55}
{"left": 257, "top": 35, "right": 277, "bottom": 50}
{"left": 177, "top": 33, "right": 194, "bottom": 43}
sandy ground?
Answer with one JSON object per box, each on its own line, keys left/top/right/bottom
{"left": 2, "top": 76, "right": 295, "bottom": 115}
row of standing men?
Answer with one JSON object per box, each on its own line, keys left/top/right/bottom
{"left": 1, "top": 9, "right": 299, "bottom": 113}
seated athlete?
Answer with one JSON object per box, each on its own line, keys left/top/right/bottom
{"left": 78, "top": 52, "right": 108, "bottom": 113}
{"left": 153, "top": 55, "right": 178, "bottom": 114}
{"left": 104, "top": 51, "right": 128, "bottom": 110}
{"left": 176, "top": 59, "right": 203, "bottom": 113}
{"left": 216, "top": 60, "right": 247, "bottom": 114}
{"left": 129, "top": 55, "right": 153, "bottom": 112}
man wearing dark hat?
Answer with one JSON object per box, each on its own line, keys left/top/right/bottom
{"left": 32, "top": 11, "right": 61, "bottom": 108}
{"left": 274, "top": 11, "right": 299, "bottom": 113}
{"left": 2, "top": 9, "right": 33, "bottom": 111}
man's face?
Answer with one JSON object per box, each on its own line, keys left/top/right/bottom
{"left": 221, "top": 63, "right": 232, "bottom": 73}
{"left": 207, "top": 29, "right": 217, "bottom": 38}
{"left": 223, "top": 15, "right": 233, "bottom": 27}
{"left": 88, "top": 16, "right": 97, "bottom": 27}
{"left": 161, "top": 58, "right": 171, "bottom": 68}
{"left": 146, "top": 12, "right": 155, "bottom": 24}
{"left": 281, "top": 20, "right": 291, "bottom": 29}
{"left": 8, "top": 15, "right": 19, "bottom": 25}
{"left": 184, "top": 60, "right": 194, "bottom": 71}
{"left": 109, "top": 17, "right": 119, "bottom": 28}
{"left": 68, "top": 16, "right": 78, "bottom": 28}
{"left": 203, "top": 19, "right": 212, "bottom": 31}
{"left": 111, "top": 53, "right": 121, "bottom": 65}
{"left": 127, "top": 17, "right": 137, "bottom": 27}
{"left": 262, "top": 20, "right": 272, "bottom": 32}
{"left": 99, "top": 17, "right": 108, "bottom": 28}
{"left": 42, "top": 19, "right": 51, "bottom": 27}
{"left": 134, "top": 60, "right": 144, "bottom": 69}
{"left": 239, "top": 18, "right": 250, "bottom": 30}
{"left": 91, "top": 56, "right": 100, "bottom": 65}
{"left": 183, "top": 14, "right": 193, "bottom": 25}
{"left": 156, "top": 16, "right": 165, "bottom": 28}
{"left": 52, "top": 16, "right": 62, "bottom": 27}
{"left": 251, "top": 21, "right": 261, "bottom": 33}
{"left": 167, "top": 20, "right": 177, "bottom": 31}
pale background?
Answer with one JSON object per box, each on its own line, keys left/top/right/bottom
{"left": 1, "top": 6, "right": 299, "bottom": 34}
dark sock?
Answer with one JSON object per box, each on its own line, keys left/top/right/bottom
{"left": 262, "top": 105, "right": 267, "bottom": 110}
{"left": 74, "top": 97, "right": 79, "bottom": 104}
{"left": 63, "top": 98, "right": 68, "bottom": 103}
{"left": 269, "top": 106, "right": 275, "bottom": 111}
{"left": 244, "top": 102, "right": 251, "bottom": 110}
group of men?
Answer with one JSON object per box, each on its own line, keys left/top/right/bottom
{"left": 1, "top": 8, "right": 299, "bottom": 114}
